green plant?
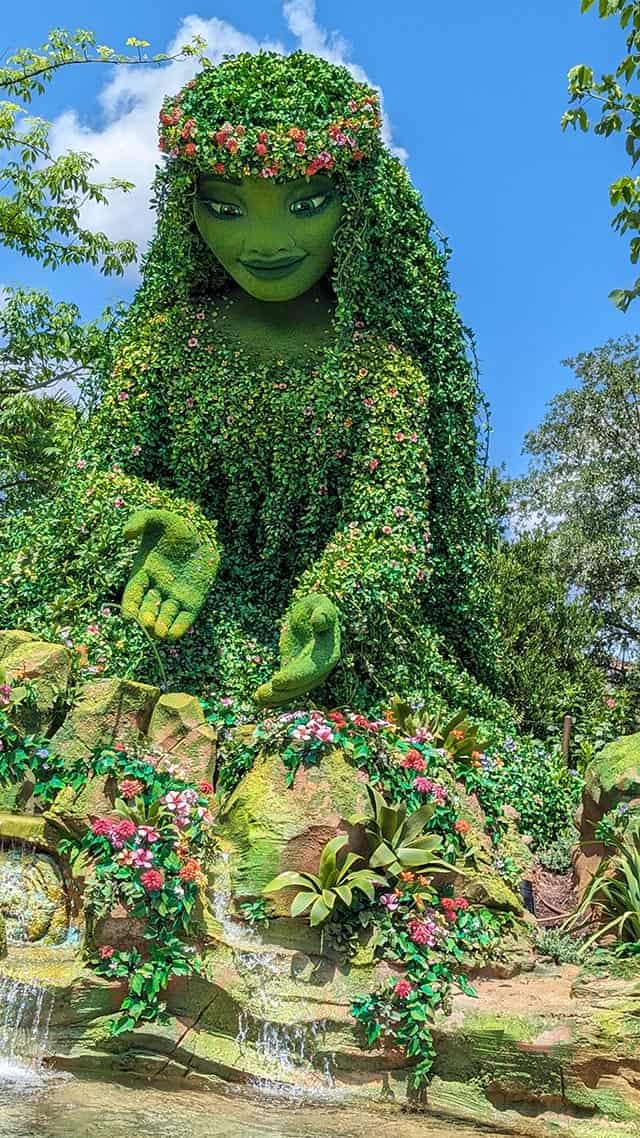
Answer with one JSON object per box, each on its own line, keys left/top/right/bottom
{"left": 357, "top": 784, "right": 455, "bottom": 879}
{"left": 263, "top": 834, "right": 385, "bottom": 927}
{"left": 565, "top": 822, "right": 640, "bottom": 954}
{"left": 388, "top": 696, "right": 486, "bottom": 762}
{"left": 533, "top": 928, "right": 586, "bottom": 964}
{"left": 537, "top": 827, "right": 578, "bottom": 874}
{"left": 238, "top": 898, "right": 272, "bottom": 928}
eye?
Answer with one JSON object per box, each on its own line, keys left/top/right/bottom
{"left": 198, "top": 199, "right": 243, "bottom": 219}
{"left": 290, "top": 193, "right": 331, "bottom": 216}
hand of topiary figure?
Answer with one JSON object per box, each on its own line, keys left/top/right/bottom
{"left": 254, "top": 593, "right": 340, "bottom": 707}
{"left": 122, "top": 509, "right": 220, "bottom": 640}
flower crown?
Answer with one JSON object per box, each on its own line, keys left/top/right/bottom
{"left": 158, "top": 85, "right": 383, "bottom": 181}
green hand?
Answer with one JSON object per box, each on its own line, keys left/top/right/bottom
{"left": 254, "top": 594, "right": 341, "bottom": 707}
{"left": 122, "top": 509, "right": 219, "bottom": 641}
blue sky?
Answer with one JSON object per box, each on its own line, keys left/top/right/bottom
{"left": 2, "top": 1, "right": 629, "bottom": 474}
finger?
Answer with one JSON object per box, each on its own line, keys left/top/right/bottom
{"left": 138, "top": 588, "right": 163, "bottom": 629}
{"left": 154, "top": 598, "right": 180, "bottom": 639}
{"left": 310, "top": 610, "right": 330, "bottom": 633}
{"left": 165, "top": 610, "right": 194, "bottom": 642}
{"left": 121, "top": 571, "right": 150, "bottom": 621}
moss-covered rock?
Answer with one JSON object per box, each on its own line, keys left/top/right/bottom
{"left": 49, "top": 676, "right": 160, "bottom": 766}
{"left": 0, "top": 639, "right": 71, "bottom": 734}
{"left": 215, "top": 748, "right": 369, "bottom": 908}
{"left": 576, "top": 732, "right": 640, "bottom": 895}
{"left": 146, "top": 691, "right": 217, "bottom": 784}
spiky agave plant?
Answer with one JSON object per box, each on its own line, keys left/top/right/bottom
{"left": 263, "top": 834, "right": 386, "bottom": 927}
{"left": 358, "top": 784, "right": 457, "bottom": 879}
{"left": 565, "top": 823, "right": 640, "bottom": 955}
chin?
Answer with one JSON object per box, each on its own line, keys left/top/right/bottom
{"left": 240, "top": 279, "right": 314, "bottom": 303}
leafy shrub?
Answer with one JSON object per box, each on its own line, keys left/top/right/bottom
{"left": 533, "top": 928, "right": 586, "bottom": 965}
{"left": 356, "top": 784, "right": 454, "bottom": 879}
{"left": 565, "top": 821, "right": 640, "bottom": 955}
{"left": 263, "top": 835, "right": 385, "bottom": 927}
{"left": 537, "top": 827, "right": 578, "bottom": 874}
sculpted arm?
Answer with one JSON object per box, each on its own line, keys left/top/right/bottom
{"left": 255, "top": 344, "right": 432, "bottom": 705}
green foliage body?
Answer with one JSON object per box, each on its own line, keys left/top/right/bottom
{"left": 0, "top": 51, "right": 501, "bottom": 713}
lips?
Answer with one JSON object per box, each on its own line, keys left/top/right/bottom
{"left": 240, "top": 256, "right": 307, "bottom": 279}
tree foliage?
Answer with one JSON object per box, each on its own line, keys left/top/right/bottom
{"left": 563, "top": 0, "right": 640, "bottom": 310}
{"left": 494, "top": 529, "right": 607, "bottom": 738}
{"left": 1, "top": 27, "right": 203, "bottom": 274}
{"left": 514, "top": 337, "right": 640, "bottom": 656}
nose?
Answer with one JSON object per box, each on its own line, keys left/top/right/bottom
{"left": 243, "top": 221, "right": 296, "bottom": 260}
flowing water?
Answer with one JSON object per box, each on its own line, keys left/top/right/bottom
{"left": 0, "top": 1075, "right": 516, "bottom": 1138}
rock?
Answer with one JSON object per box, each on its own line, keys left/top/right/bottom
{"left": 0, "top": 846, "right": 68, "bottom": 944}
{"left": 146, "top": 691, "right": 217, "bottom": 785}
{"left": 0, "top": 811, "right": 66, "bottom": 853}
{"left": 0, "top": 629, "right": 38, "bottom": 660}
{"left": 459, "top": 870, "right": 524, "bottom": 916}
{"left": 0, "top": 639, "right": 71, "bottom": 734}
{"left": 575, "top": 733, "right": 640, "bottom": 896}
{"left": 215, "top": 748, "right": 370, "bottom": 912}
{"left": 47, "top": 776, "right": 115, "bottom": 836}
{"left": 49, "top": 677, "right": 160, "bottom": 766}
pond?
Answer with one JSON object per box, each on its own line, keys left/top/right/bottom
{"left": 0, "top": 1065, "right": 511, "bottom": 1138}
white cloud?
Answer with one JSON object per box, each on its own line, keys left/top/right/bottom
{"left": 48, "top": 3, "right": 406, "bottom": 271}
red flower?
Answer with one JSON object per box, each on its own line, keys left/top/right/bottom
{"left": 394, "top": 979, "right": 413, "bottom": 999}
{"left": 214, "top": 163, "right": 226, "bottom": 174}
{"left": 454, "top": 819, "right": 470, "bottom": 835}
{"left": 440, "top": 897, "right": 456, "bottom": 911}
{"left": 115, "top": 819, "right": 137, "bottom": 842}
{"left": 368, "top": 457, "right": 380, "bottom": 472}
{"left": 183, "top": 142, "right": 197, "bottom": 157}
{"left": 454, "top": 897, "right": 469, "bottom": 910}
{"left": 91, "top": 818, "right": 113, "bottom": 838}
{"left": 119, "top": 779, "right": 143, "bottom": 800}
{"left": 327, "top": 711, "right": 347, "bottom": 729}
{"left": 255, "top": 142, "right": 268, "bottom": 156}
{"left": 400, "top": 749, "right": 427, "bottom": 773}
{"left": 140, "top": 869, "right": 164, "bottom": 892}
{"left": 198, "top": 781, "right": 213, "bottom": 796}
{"left": 178, "top": 858, "right": 201, "bottom": 883}
{"left": 98, "top": 945, "right": 115, "bottom": 960}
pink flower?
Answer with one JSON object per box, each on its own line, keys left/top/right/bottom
{"left": 606, "top": 697, "right": 617, "bottom": 709}
{"left": 98, "top": 945, "right": 114, "bottom": 960}
{"left": 393, "top": 506, "right": 405, "bottom": 518}
{"left": 131, "top": 444, "right": 142, "bottom": 457}
{"left": 137, "top": 825, "right": 160, "bottom": 844}
{"left": 413, "top": 776, "right": 433, "bottom": 794}
{"left": 394, "top": 431, "right": 405, "bottom": 442}
{"left": 116, "top": 849, "right": 135, "bottom": 866}
{"left": 119, "top": 778, "right": 143, "bottom": 800}
{"left": 114, "top": 819, "right": 137, "bottom": 843}
{"left": 140, "top": 869, "right": 164, "bottom": 892}
{"left": 188, "top": 337, "right": 198, "bottom": 348}
{"left": 382, "top": 525, "right": 392, "bottom": 535}
{"left": 91, "top": 818, "right": 113, "bottom": 838}
{"left": 407, "top": 918, "right": 437, "bottom": 947}
{"left": 76, "top": 459, "right": 87, "bottom": 470}
{"left": 196, "top": 311, "right": 205, "bottom": 320}
{"left": 315, "top": 724, "right": 334, "bottom": 744}
{"left": 117, "top": 391, "right": 129, "bottom": 402}
{"left": 113, "top": 498, "right": 125, "bottom": 509}
{"left": 394, "top": 979, "right": 413, "bottom": 999}
{"left": 220, "top": 697, "right": 233, "bottom": 707}
{"left": 198, "top": 781, "right": 213, "bottom": 795}
{"left": 131, "top": 848, "right": 154, "bottom": 869}
{"left": 380, "top": 893, "right": 400, "bottom": 911}
{"left": 369, "top": 457, "right": 380, "bottom": 472}
{"left": 185, "top": 397, "right": 194, "bottom": 408}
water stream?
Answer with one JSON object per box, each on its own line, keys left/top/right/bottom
{"left": 0, "top": 1075, "right": 518, "bottom": 1138}
{"left": 0, "top": 974, "right": 54, "bottom": 1086}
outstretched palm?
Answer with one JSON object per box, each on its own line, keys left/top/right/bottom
{"left": 122, "top": 509, "right": 219, "bottom": 641}
{"left": 254, "top": 593, "right": 341, "bottom": 707}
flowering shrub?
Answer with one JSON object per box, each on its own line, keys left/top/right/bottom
{"left": 351, "top": 870, "right": 512, "bottom": 1089}
{"left": 0, "top": 711, "right": 215, "bottom": 1035}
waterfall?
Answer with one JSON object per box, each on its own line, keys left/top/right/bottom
{"left": 0, "top": 975, "right": 54, "bottom": 1083}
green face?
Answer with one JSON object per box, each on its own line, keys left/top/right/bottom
{"left": 192, "top": 173, "right": 342, "bottom": 302}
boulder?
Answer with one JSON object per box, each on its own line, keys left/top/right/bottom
{"left": 0, "top": 639, "right": 71, "bottom": 734}
{"left": 575, "top": 732, "right": 640, "bottom": 895}
{"left": 215, "top": 748, "right": 370, "bottom": 912}
{"left": 146, "top": 691, "right": 217, "bottom": 785}
{"left": 49, "top": 677, "right": 160, "bottom": 766}
{"left": 0, "top": 629, "right": 38, "bottom": 660}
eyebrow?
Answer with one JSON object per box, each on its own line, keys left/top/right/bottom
{"left": 198, "top": 173, "right": 333, "bottom": 192}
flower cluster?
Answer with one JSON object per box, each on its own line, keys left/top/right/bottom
{"left": 157, "top": 57, "right": 382, "bottom": 181}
